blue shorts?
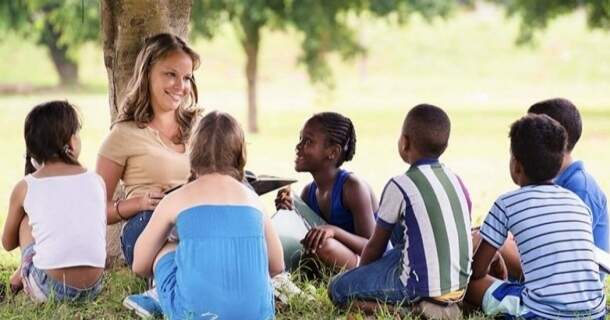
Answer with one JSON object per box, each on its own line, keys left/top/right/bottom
{"left": 328, "top": 247, "right": 412, "bottom": 305}
{"left": 481, "top": 280, "right": 537, "bottom": 319}
{"left": 120, "top": 210, "right": 153, "bottom": 267}
{"left": 154, "top": 251, "right": 180, "bottom": 319}
{"left": 21, "top": 243, "right": 103, "bottom": 302}
{"left": 482, "top": 279, "right": 606, "bottom": 320}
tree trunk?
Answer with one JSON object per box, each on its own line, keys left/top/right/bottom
{"left": 40, "top": 21, "right": 79, "bottom": 86}
{"left": 241, "top": 20, "right": 261, "bottom": 133}
{"left": 100, "top": 0, "right": 191, "bottom": 266}
{"left": 101, "top": 0, "right": 191, "bottom": 120}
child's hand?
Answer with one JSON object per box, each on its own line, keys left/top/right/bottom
{"left": 302, "top": 225, "right": 335, "bottom": 254}
{"left": 275, "top": 188, "right": 293, "bottom": 210}
{"left": 139, "top": 191, "right": 165, "bottom": 211}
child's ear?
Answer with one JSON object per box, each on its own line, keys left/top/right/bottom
{"left": 327, "top": 145, "right": 341, "bottom": 161}
{"left": 326, "top": 144, "right": 341, "bottom": 161}
{"left": 510, "top": 155, "right": 526, "bottom": 185}
{"left": 398, "top": 134, "right": 411, "bottom": 163}
{"left": 402, "top": 134, "right": 410, "bottom": 152}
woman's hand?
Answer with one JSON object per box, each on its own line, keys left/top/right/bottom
{"left": 302, "top": 225, "right": 336, "bottom": 253}
{"left": 274, "top": 188, "right": 293, "bottom": 210}
{"left": 138, "top": 191, "right": 165, "bottom": 211}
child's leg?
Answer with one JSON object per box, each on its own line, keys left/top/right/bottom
{"left": 10, "top": 216, "right": 34, "bottom": 292}
{"left": 471, "top": 229, "right": 508, "bottom": 280}
{"left": 124, "top": 242, "right": 177, "bottom": 318}
{"left": 153, "top": 242, "right": 177, "bottom": 271}
{"left": 314, "top": 238, "right": 358, "bottom": 270}
{"left": 498, "top": 234, "right": 522, "bottom": 281}
{"left": 464, "top": 275, "right": 496, "bottom": 307}
{"left": 328, "top": 247, "right": 407, "bottom": 307}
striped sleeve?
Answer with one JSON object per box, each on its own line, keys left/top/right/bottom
{"left": 376, "top": 179, "right": 405, "bottom": 230}
{"left": 480, "top": 198, "right": 509, "bottom": 249}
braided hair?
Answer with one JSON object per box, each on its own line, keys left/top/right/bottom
{"left": 309, "top": 112, "right": 356, "bottom": 167}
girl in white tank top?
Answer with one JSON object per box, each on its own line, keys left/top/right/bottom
{"left": 2, "top": 101, "right": 106, "bottom": 302}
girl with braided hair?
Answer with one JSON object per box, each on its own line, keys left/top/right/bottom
{"left": 276, "top": 112, "right": 378, "bottom": 271}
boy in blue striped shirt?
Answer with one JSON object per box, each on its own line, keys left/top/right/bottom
{"left": 466, "top": 114, "right": 606, "bottom": 319}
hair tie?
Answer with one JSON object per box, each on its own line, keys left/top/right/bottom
{"left": 30, "top": 157, "right": 42, "bottom": 170}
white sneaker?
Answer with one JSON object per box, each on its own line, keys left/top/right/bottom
{"left": 272, "top": 272, "right": 311, "bottom": 304}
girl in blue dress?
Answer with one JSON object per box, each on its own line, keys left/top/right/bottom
{"left": 130, "top": 111, "right": 284, "bottom": 319}
{"left": 276, "top": 112, "right": 378, "bottom": 270}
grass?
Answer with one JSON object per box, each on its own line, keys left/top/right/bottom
{"left": 1, "top": 4, "right": 610, "bottom": 319}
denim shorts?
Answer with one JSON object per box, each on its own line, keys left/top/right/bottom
{"left": 21, "top": 243, "right": 103, "bottom": 302}
{"left": 328, "top": 246, "right": 412, "bottom": 305}
{"left": 120, "top": 210, "right": 153, "bottom": 267}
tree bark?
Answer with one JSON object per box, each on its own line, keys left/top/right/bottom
{"left": 241, "top": 22, "right": 261, "bottom": 133}
{"left": 100, "top": 0, "right": 191, "bottom": 266}
{"left": 40, "top": 21, "right": 79, "bottom": 86}
{"left": 101, "top": 0, "right": 191, "bottom": 120}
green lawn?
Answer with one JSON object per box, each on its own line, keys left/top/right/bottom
{"left": 1, "top": 5, "right": 610, "bottom": 319}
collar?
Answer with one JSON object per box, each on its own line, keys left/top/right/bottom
{"left": 524, "top": 181, "right": 555, "bottom": 187}
{"left": 554, "top": 161, "right": 584, "bottom": 185}
{"left": 412, "top": 158, "right": 439, "bottom": 167}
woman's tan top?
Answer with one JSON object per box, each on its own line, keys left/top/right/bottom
{"left": 98, "top": 121, "right": 190, "bottom": 199}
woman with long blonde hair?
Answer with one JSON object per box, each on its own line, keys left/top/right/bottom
{"left": 97, "top": 33, "right": 201, "bottom": 269}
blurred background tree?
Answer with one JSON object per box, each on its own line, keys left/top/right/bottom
{"left": 191, "top": 0, "right": 454, "bottom": 132}
{"left": 0, "top": 0, "right": 99, "bottom": 86}
{"left": 496, "top": 0, "right": 610, "bottom": 43}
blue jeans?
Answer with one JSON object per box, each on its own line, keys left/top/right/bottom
{"left": 121, "top": 210, "right": 153, "bottom": 267}
{"left": 329, "top": 247, "right": 411, "bottom": 305}
{"left": 390, "top": 222, "right": 405, "bottom": 248}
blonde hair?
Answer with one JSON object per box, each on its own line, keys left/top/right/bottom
{"left": 117, "top": 33, "right": 201, "bottom": 144}
{"left": 190, "top": 111, "right": 246, "bottom": 181}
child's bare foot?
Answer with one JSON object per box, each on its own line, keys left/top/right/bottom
{"left": 9, "top": 268, "right": 23, "bottom": 294}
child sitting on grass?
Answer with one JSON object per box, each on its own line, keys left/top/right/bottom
{"left": 329, "top": 104, "right": 472, "bottom": 319}
{"left": 275, "top": 112, "right": 378, "bottom": 271}
{"left": 465, "top": 114, "right": 606, "bottom": 319}
{"left": 497, "top": 98, "right": 609, "bottom": 282}
{"left": 126, "top": 111, "right": 284, "bottom": 319}
{"left": 2, "top": 100, "right": 106, "bottom": 302}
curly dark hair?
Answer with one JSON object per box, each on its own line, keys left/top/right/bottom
{"left": 509, "top": 114, "right": 567, "bottom": 183}
{"left": 402, "top": 104, "right": 451, "bottom": 158}
{"left": 308, "top": 112, "right": 356, "bottom": 167}
{"left": 528, "top": 98, "right": 581, "bottom": 152}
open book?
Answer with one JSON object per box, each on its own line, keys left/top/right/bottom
{"left": 164, "top": 170, "right": 296, "bottom": 196}
{"left": 245, "top": 171, "right": 297, "bottom": 196}
{"left": 271, "top": 196, "right": 326, "bottom": 271}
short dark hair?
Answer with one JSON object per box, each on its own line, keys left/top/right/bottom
{"left": 509, "top": 114, "right": 566, "bottom": 183}
{"left": 528, "top": 98, "right": 581, "bottom": 152}
{"left": 189, "top": 111, "right": 246, "bottom": 181}
{"left": 308, "top": 112, "right": 356, "bottom": 167}
{"left": 24, "top": 100, "right": 82, "bottom": 174}
{"left": 402, "top": 104, "right": 451, "bottom": 158}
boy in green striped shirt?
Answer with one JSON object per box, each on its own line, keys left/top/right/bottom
{"left": 329, "top": 104, "right": 473, "bottom": 318}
